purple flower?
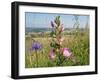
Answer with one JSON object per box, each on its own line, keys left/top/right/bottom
{"left": 51, "top": 21, "right": 54, "bottom": 27}
{"left": 31, "top": 42, "right": 42, "bottom": 51}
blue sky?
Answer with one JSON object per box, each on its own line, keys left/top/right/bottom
{"left": 25, "top": 12, "right": 89, "bottom": 28}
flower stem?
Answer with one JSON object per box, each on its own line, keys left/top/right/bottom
{"left": 29, "top": 55, "right": 32, "bottom": 67}
{"left": 35, "top": 50, "right": 38, "bottom": 67}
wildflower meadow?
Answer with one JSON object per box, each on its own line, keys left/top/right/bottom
{"left": 25, "top": 14, "right": 89, "bottom": 68}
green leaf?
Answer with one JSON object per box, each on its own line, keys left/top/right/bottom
{"left": 54, "top": 16, "right": 60, "bottom": 26}
{"left": 50, "top": 42, "right": 56, "bottom": 48}
{"left": 50, "top": 31, "right": 54, "bottom": 36}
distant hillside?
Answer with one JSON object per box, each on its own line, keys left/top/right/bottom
{"left": 25, "top": 27, "right": 51, "bottom": 33}
{"left": 26, "top": 27, "right": 86, "bottom": 33}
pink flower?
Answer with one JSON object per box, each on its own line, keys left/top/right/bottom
{"left": 59, "top": 37, "right": 64, "bottom": 45}
{"left": 60, "top": 37, "right": 64, "bottom": 42}
{"left": 62, "top": 48, "right": 72, "bottom": 58}
{"left": 59, "top": 42, "right": 62, "bottom": 45}
{"left": 49, "top": 49, "right": 55, "bottom": 60}
{"left": 61, "top": 24, "right": 64, "bottom": 31}
{"left": 61, "top": 27, "right": 64, "bottom": 31}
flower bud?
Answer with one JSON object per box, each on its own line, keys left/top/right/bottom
{"left": 51, "top": 21, "right": 54, "bottom": 27}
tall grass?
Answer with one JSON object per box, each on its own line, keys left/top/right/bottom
{"left": 25, "top": 30, "right": 89, "bottom": 68}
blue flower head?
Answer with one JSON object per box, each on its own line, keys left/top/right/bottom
{"left": 32, "top": 41, "right": 42, "bottom": 51}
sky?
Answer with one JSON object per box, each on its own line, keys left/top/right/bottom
{"left": 25, "top": 12, "right": 89, "bottom": 28}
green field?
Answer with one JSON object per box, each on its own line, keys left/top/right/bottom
{"left": 25, "top": 30, "right": 89, "bottom": 68}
